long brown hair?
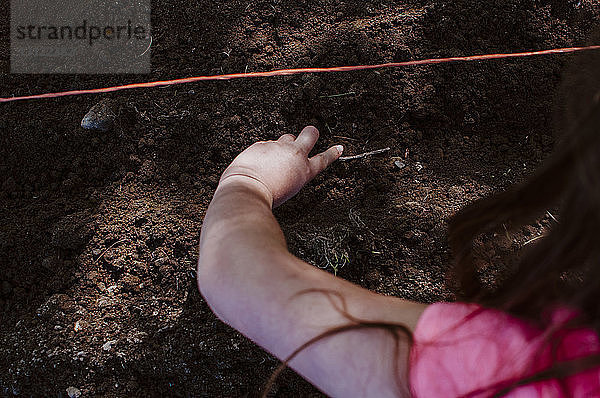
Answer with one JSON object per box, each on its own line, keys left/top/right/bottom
{"left": 262, "top": 29, "right": 600, "bottom": 398}
{"left": 450, "top": 27, "right": 600, "bottom": 316}
{"left": 446, "top": 27, "right": 600, "bottom": 395}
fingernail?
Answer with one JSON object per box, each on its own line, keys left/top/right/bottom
{"left": 335, "top": 145, "right": 344, "bottom": 154}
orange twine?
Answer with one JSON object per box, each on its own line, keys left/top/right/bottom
{"left": 1, "top": 45, "right": 599, "bottom": 103}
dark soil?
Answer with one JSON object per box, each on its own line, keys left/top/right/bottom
{"left": 1, "top": 0, "right": 599, "bottom": 396}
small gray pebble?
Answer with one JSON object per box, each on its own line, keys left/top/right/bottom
{"left": 394, "top": 160, "right": 406, "bottom": 169}
{"left": 81, "top": 100, "right": 116, "bottom": 132}
{"left": 66, "top": 386, "right": 81, "bottom": 398}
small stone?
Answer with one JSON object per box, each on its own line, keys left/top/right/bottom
{"left": 81, "top": 100, "right": 117, "bottom": 132}
{"left": 414, "top": 162, "right": 423, "bottom": 172}
{"left": 102, "top": 340, "right": 117, "bottom": 351}
{"left": 66, "top": 386, "right": 81, "bottom": 398}
{"left": 74, "top": 320, "right": 82, "bottom": 332}
{"left": 394, "top": 160, "right": 406, "bottom": 169}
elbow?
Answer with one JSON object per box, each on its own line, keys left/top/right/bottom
{"left": 196, "top": 247, "right": 226, "bottom": 321}
{"left": 196, "top": 245, "right": 242, "bottom": 327}
{"left": 196, "top": 256, "right": 209, "bottom": 301}
{"left": 196, "top": 247, "right": 210, "bottom": 296}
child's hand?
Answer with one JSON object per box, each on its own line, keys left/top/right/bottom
{"left": 219, "top": 126, "right": 343, "bottom": 208}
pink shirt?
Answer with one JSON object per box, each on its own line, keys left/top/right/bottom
{"left": 410, "top": 302, "right": 600, "bottom": 397}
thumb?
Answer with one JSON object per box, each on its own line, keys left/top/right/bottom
{"left": 309, "top": 145, "right": 343, "bottom": 177}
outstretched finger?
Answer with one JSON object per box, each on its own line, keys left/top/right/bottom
{"left": 295, "top": 126, "right": 320, "bottom": 153}
{"left": 278, "top": 133, "right": 296, "bottom": 143}
{"left": 309, "top": 145, "right": 343, "bottom": 177}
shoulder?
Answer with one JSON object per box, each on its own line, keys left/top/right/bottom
{"left": 410, "top": 302, "right": 600, "bottom": 398}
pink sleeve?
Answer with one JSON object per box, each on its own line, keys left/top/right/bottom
{"left": 409, "top": 302, "right": 600, "bottom": 398}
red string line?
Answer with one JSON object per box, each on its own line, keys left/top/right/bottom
{"left": 1, "top": 45, "right": 599, "bottom": 103}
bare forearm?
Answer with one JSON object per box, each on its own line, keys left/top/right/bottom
{"left": 197, "top": 176, "right": 299, "bottom": 324}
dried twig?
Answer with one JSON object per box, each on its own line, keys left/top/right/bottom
{"left": 523, "top": 234, "right": 545, "bottom": 247}
{"left": 339, "top": 147, "right": 390, "bottom": 161}
{"left": 546, "top": 210, "right": 558, "bottom": 223}
{"left": 333, "top": 135, "right": 359, "bottom": 141}
{"left": 319, "top": 91, "right": 356, "bottom": 99}
{"left": 94, "top": 238, "right": 130, "bottom": 263}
